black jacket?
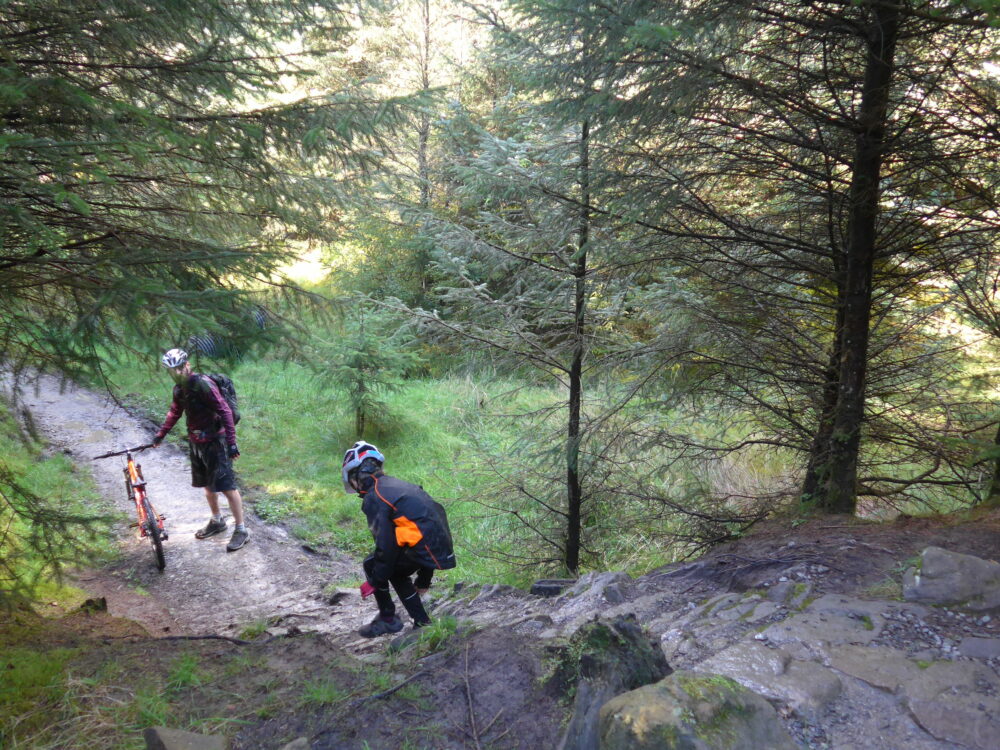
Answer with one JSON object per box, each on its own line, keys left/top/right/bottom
{"left": 359, "top": 473, "right": 456, "bottom": 585}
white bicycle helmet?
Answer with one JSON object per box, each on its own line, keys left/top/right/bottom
{"left": 342, "top": 441, "right": 384, "bottom": 492}
{"left": 161, "top": 348, "right": 189, "bottom": 368}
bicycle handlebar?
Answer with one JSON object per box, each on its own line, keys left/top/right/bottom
{"left": 92, "top": 443, "right": 155, "bottom": 460}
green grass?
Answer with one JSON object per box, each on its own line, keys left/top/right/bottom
{"left": 0, "top": 404, "right": 118, "bottom": 610}
{"left": 98, "top": 350, "right": 823, "bottom": 584}
{"left": 167, "top": 653, "right": 205, "bottom": 690}
{"left": 100, "top": 355, "right": 552, "bottom": 584}
{"left": 0, "top": 646, "right": 78, "bottom": 743}
{"left": 410, "top": 615, "right": 459, "bottom": 658}
{"left": 300, "top": 678, "right": 350, "bottom": 707}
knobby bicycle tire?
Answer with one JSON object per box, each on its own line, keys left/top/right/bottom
{"left": 142, "top": 496, "right": 166, "bottom": 571}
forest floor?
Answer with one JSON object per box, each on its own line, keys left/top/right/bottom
{"left": 4, "top": 373, "right": 1000, "bottom": 749}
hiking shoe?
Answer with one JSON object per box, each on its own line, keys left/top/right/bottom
{"left": 358, "top": 614, "right": 404, "bottom": 638}
{"left": 226, "top": 528, "right": 249, "bottom": 552}
{"left": 195, "top": 517, "right": 227, "bottom": 539}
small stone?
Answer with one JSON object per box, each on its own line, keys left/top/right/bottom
{"left": 143, "top": 727, "right": 226, "bottom": 750}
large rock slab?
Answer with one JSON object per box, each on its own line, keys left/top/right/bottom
{"left": 757, "top": 594, "right": 888, "bottom": 657}
{"left": 598, "top": 670, "right": 798, "bottom": 750}
{"left": 826, "top": 644, "right": 1000, "bottom": 750}
{"left": 696, "top": 641, "right": 842, "bottom": 718}
{"left": 902, "top": 546, "right": 1000, "bottom": 611}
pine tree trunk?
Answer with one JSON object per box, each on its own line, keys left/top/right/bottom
{"left": 802, "top": 289, "right": 845, "bottom": 503}
{"left": 416, "top": 0, "right": 432, "bottom": 299}
{"left": 822, "top": 1, "right": 900, "bottom": 514}
{"left": 565, "top": 119, "right": 589, "bottom": 575}
{"left": 985, "top": 421, "right": 1000, "bottom": 508}
{"left": 418, "top": 0, "right": 431, "bottom": 211}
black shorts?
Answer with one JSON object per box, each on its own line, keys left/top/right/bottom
{"left": 189, "top": 438, "right": 237, "bottom": 492}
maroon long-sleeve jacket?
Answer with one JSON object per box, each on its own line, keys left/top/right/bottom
{"left": 155, "top": 374, "right": 237, "bottom": 445}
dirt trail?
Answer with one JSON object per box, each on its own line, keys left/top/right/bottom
{"left": 4, "top": 372, "right": 362, "bottom": 639}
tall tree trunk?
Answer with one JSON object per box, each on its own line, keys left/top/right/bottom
{"left": 418, "top": 0, "right": 431, "bottom": 211}
{"left": 416, "top": 0, "right": 432, "bottom": 299}
{"left": 565, "top": 119, "right": 589, "bottom": 575}
{"left": 822, "top": 1, "right": 900, "bottom": 513}
{"left": 802, "top": 287, "right": 845, "bottom": 503}
{"left": 985, "top": 420, "right": 1000, "bottom": 507}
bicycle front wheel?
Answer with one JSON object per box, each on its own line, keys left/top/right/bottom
{"left": 142, "top": 497, "right": 166, "bottom": 571}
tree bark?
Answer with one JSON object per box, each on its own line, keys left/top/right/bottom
{"left": 565, "top": 119, "right": 589, "bottom": 574}
{"left": 822, "top": 0, "right": 900, "bottom": 514}
{"left": 984, "top": 421, "right": 1000, "bottom": 508}
{"left": 802, "top": 286, "right": 845, "bottom": 503}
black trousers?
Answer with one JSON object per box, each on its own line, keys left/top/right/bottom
{"left": 363, "top": 555, "right": 431, "bottom": 625}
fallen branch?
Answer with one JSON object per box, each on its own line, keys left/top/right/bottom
{"left": 312, "top": 671, "right": 430, "bottom": 741}
{"left": 463, "top": 644, "right": 482, "bottom": 750}
{"left": 347, "top": 670, "right": 428, "bottom": 708}
{"left": 101, "top": 634, "right": 264, "bottom": 646}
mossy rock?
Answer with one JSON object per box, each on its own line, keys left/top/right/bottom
{"left": 599, "top": 670, "right": 798, "bottom": 750}
{"left": 556, "top": 615, "right": 671, "bottom": 750}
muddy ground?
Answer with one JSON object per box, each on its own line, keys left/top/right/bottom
{"left": 4, "top": 371, "right": 359, "bottom": 639}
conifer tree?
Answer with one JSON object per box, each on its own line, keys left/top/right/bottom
{"left": 502, "top": 0, "right": 1000, "bottom": 515}
{"left": 0, "top": 0, "right": 409, "bottom": 604}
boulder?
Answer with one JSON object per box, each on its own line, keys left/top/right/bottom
{"left": 599, "top": 670, "right": 798, "bottom": 750}
{"left": 696, "top": 641, "right": 842, "bottom": 719}
{"left": 556, "top": 615, "right": 671, "bottom": 750}
{"left": 143, "top": 727, "right": 227, "bottom": 750}
{"left": 902, "top": 547, "right": 1000, "bottom": 611}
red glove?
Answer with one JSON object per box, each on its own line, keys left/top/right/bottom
{"left": 360, "top": 581, "right": 376, "bottom": 599}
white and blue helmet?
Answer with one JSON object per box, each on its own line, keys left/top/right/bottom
{"left": 161, "top": 348, "right": 189, "bottom": 368}
{"left": 342, "top": 441, "right": 384, "bottom": 492}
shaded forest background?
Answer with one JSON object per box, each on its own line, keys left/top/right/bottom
{"left": 5, "top": 0, "right": 1000, "bottom": 602}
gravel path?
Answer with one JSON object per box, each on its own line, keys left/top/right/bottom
{"left": 4, "top": 372, "right": 356, "bottom": 638}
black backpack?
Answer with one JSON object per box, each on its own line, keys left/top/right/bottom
{"left": 203, "top": 373, "right": 241, "bottom": 424}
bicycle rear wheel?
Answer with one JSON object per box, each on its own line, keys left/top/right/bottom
{"left": 142, "top": 497, "right": 165, "bottom": 571}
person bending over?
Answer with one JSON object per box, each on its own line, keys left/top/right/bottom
{"left": 342, "top": 441, "right": 456, "bottom": 637}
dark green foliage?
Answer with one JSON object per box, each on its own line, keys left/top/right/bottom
{"left": 0, "top": 0, "right": 412, "bottom": 605}
{"left": 489, "top": 0, "right": 1000, "bottom": 514}
{"left": 0, "top": 0, "right": 408, "bottom": 381}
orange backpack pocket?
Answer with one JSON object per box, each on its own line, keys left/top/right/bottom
{"left": 393, "top": 516, "right": 423, "bottom": 547}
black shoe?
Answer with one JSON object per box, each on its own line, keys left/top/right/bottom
{"left": 226, "top": 528, "right": 249, "bottom": 552}
{"left": 195, "top": 517, "right": 227, "bottom": 539}
{"left": 358, "top": 614, "right": 404, "bottom": 638}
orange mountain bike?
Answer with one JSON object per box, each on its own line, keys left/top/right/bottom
{"left": 94, "top": 444, "right": 168, "bottom": 571}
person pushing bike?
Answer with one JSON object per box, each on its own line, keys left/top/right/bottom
{"left": 153, "top": 348, "right": 249, "bottom": 552}
{"left": 343, "top": 441, "right": 456, "bottom": 637}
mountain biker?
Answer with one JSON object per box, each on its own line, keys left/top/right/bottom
{"left": 152, "top": 348, "right": 249, "bottom": 552}
{"left": 343, "top": 441, "right": 456, "bottom": 637}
